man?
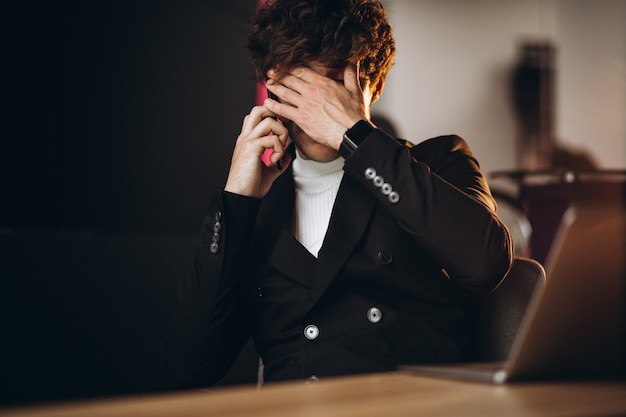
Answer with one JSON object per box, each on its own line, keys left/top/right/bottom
{"left": 164, "top": 0, "right": 513, "bottom": 386}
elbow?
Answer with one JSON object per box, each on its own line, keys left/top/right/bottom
{"left": 461, "top": 221, "right": 514, "bottom": 293}
{"left": 481, "top": 223, "right": 515, "bottom": 293}
{"left": 483, "top": 248, "right": 514, "bottom": 293}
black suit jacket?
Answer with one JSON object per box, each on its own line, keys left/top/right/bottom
{"left": 164, "top": 130, "right": 513, "bottom": 386}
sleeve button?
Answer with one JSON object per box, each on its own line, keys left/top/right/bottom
{"left": 365, "top": 167, "right": 377, "bottom": 179}
{"left": 209, "top": 242, "right": 219, "bottom": 254}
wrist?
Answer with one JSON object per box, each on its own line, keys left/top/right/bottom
{"left": 339, "top": 119, "right": 375, "bottom": 159}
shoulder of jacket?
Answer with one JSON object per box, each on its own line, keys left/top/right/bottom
{"left": 411, "top": 134, "right": 469, "bottom": 152}
{"left": 401, "top": 134, "right": 473, "bottom": 162}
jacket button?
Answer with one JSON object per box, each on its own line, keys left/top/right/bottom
{"left": 304, "top": 324, "right": 319, "bottom": 340}
{"left": 377, "top": 251, "right": 392, "bottom": 265}
{"left": 212, "top": 221, "right": 222, "bottom": 233}
{"left": 305, "top": 375, "right": 320, "bottom": 385}
{"left": 215, "top": 210, "right": 222, "bottom": 221}
{"left": 367, "top": 307, "right": 382, "bottom": 323}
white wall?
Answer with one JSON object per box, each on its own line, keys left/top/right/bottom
{"left": 557, "top": 0, "right": 626, "bottom": 169}
{"left": 375, "top": 0, "right": 625, "bottom": 175}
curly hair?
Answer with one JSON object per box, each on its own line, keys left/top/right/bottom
{"left": 246, "top": 0, "right": 395, "bottom": 88}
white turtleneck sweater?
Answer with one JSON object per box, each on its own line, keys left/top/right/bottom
{"left": 291, "top": 151, "right": 345, "bottom": 257}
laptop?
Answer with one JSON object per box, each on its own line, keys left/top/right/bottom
{"left": 400, "top": 202, "right": 625, "bottom": 383}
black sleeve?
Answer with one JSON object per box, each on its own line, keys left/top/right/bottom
{"left": 343, "top": 130, "right": 513, "bottom": 293}
{"left": 162, "top": 188, "right": 261, "bottom": 387}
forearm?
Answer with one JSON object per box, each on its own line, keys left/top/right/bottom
{"left": 344, "top": 130, "right": 513, "bottom": 292}
{"left": 163, "top": 189, "right": 261, "bottom": 386}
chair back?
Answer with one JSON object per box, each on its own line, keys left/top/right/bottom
{"left": 474, "top": 257, "right": 546, "bottom": 361}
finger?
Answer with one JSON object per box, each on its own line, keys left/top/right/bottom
{"left": 240, "top": 114, "right": 250, "bottom": 132}
{"left": 268, "top": 66, "right": 321, "bottom": 95}
{"left": 241, "top": 105, "right": 280, "bottom": 135}
{"left": 268, "top": 66, "right": 318, "bottom": 84}
{"left": 272, "top": 147, "right": 293, "bottom": 171}
{"left": 264, "top": 96, "right": 299, "bottom": 125}
{"left": 264, "top": 134, "right": 290, "bottom": 166}
{"left": 248, "top": 117, "right": 289, "bottom": 144}
{"left": 266, "top": 78, "right": 301, "bottom": 109}
{"left": 343, "top": 62, "right": 362, "bottom": 95}
{"left": 237, "top": 132, "right": 288, "bottom": 164}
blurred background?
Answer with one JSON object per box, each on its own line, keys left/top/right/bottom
{"left": 1, "top": 0, "right": 624, "bottom": 407}
{"left": 377, "top": 0, "right": 625, "bottom": 174}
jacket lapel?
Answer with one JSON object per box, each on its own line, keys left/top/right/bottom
{"left": 256, "top": 168, "right": 378, "bottom": 313}
{"left": 305, "top": 175, "right": 377, "bottom": 313}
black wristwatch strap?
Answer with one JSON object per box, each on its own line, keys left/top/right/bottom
{"left": 339, "top": 119, "right": 375, "bottom": 159}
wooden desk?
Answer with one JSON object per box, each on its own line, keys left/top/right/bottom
{"left": 2, "top": 373, "right": 625, "bottom": 417}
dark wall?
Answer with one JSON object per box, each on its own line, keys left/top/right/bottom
{"left": 2, "top": 0, "right": 256, "bottom": 232}
{"left": 0, "top": 0, "right": 258, "bottom": 406}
